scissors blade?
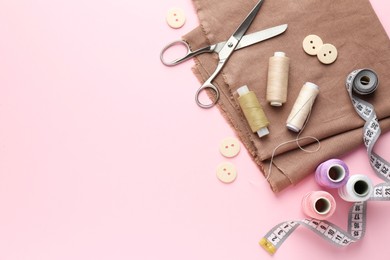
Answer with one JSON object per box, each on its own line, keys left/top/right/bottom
{"left": 233, "top": 0, "right": 265, "bottom": 41}
{"left": 214, "top": 24, "right": 288, "bottom": 53}
{"left": 236, "top": 24, "right": 288, "bottom": 50}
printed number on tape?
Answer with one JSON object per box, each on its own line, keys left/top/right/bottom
{"left": 260, "top": 69, "right": 390, "bottom": 254}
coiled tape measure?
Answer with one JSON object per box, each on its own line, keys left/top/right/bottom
{"left": 260, "top": 69, "right": 390, "bottom": 254}
{"left": 346, "top": 69, "right": 389, "bottom": 180}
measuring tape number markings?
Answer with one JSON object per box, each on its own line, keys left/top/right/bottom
{"left": 260, "top": 69, "right": 390, "bottom": 254}
{"left": 346, "top": 69, "right": 390, "bottom": 181}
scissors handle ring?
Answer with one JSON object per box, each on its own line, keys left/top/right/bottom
{"left": 160, "top": 40, "right": 214, "bottom": 66}
{"left": 160, "top": 40, "right": 193, "bottom": 66}
{"left": 195, "top": 81, "right": 220, "bottom": 109}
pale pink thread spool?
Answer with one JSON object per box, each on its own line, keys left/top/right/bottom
{"left": 315, "top": 159, "right": 349, "bottom": 189}
{"left": 301, "top": 191, "right": 336, "bottom": 220}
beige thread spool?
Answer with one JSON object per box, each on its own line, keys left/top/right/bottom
{"left": 266, "top": 52, "right": 290, "bottom": 106}
{"left": 286, "top": 82, "right": 319, "bottom": 132}
{"left": 237, "top": 85, "right": 269, "bottom": 138}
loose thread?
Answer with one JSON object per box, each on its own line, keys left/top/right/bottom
{"left": 266, "top": 100, "right": 321, "bottom": 181}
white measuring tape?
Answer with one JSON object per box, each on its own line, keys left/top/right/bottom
{"left": 346, "top": 69, "right": 390, "bottom": 181}
{"left": 260, "top": 188, "right": 390, "bottom": 254}
{"left": 260, "top": 69, "right": 390, "bottom": 254}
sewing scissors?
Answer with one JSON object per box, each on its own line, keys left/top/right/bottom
{"left": 160, "top": 0, "right": 288, "bottom": 108}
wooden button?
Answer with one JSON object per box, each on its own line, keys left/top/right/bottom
{"left": 166, "top": 8, "right": 186, "bottom": 29}
{"left": 302, "top": 35, "right": 323, "bottom": 55}
{"left": 219, "top": 137, "right": 241, "bottom": 158}
{"left": 216, "top": 162, "right": 237, "bottom": 183}
{"left": 317, "top": 43, "right": 338, "bottom": 64}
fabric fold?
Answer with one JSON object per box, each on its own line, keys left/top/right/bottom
{"left": 183, "top": 0, "right": 390, "bottom": 192}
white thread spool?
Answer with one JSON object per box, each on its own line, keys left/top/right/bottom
{"left": 266, "top": 52, "right": 290, "bottom": 106}
{"left": 286, "top": 82, "right": 319, "bottom": 132}
{"left": 338, "top": 174, "right": 373, "bottom": 202}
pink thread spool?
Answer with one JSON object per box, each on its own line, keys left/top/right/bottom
{"left": 315, "top": 159, "right": 349, "bottom": 189}
{"left": 301, "top": 191, "right": 336, "bottom": 220}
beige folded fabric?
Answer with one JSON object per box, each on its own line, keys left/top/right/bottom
{"left": 183, "top": 0, "right": 390, "bottom": 192}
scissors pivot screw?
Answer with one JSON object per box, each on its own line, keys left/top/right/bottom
{"left": 161, "top": 0, "right": 288, "bottom": 109}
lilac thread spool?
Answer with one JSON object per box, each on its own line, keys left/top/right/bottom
{"left": 301, "top": 191, "right": 336, "bottom": 220}
{"left": 315, "top": 159, "right": 349, "bottom": 189}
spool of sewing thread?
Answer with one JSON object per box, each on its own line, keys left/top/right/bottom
{"left": 286, "top": 82, "right": 319, "bottom": 132}
{"left": 315, "top": 159, "right": 349, "bottom": 189}
{"left": 237, "top": 85, "right": 270, "bottom": 138}
{"left": 352, "top": 69, "right": 378, "bottom": 95}
{"left": 301, "top": 191, "right": 336, "bottom": 220}
{"left": 266, "top": 52, "right": 290, "bottom": 106}
{"left": 338, "top": 174, "right": 373, "bottom": 202}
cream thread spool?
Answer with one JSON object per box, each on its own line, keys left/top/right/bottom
{"left": 237, "top": 85, "right": 270, "bottom": 138}
{"left": 301, "top": 191, "right": 336, "bottom": 220}
{"left": 286, "top": 82, "right": 319, "bottom": 132}
{"left": 266, "top": 52, "right": 290, "bottom": 106}
{"left": 338, "top": 174, "right": 374, "bottom": 202}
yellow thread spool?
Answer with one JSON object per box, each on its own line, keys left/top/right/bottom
{"left": 286, "top": 82, "right": 319, "bottom": 132}
{"left": 266, "top": 52, "right": 290, "bottom": 106}
{"left": 237, "top": 85, "right": 270, "bottom": 138}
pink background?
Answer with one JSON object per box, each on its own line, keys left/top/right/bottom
{"left": 0, "top": 0, "right": 389, "bottom": 259}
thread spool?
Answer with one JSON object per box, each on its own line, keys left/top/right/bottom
{"left": 352, "top": 69, "right": 378, "bottom": 95}
{"left": 301, "top": 191, "right": 336, "bottom": 220}
{"left": 315, "top": 159, "right": 349, "bottom": 189}
{"left": 266, "top": 52, "right": 290, "bottom": 106}
{"left": 338, "top": 174, "right": 373, "bottom": 202}
{"left": 237, "top": 85, "right": 269, "bottom": 138}
{"left": 286, "top": 82, "right": 319, "bottom": 132}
